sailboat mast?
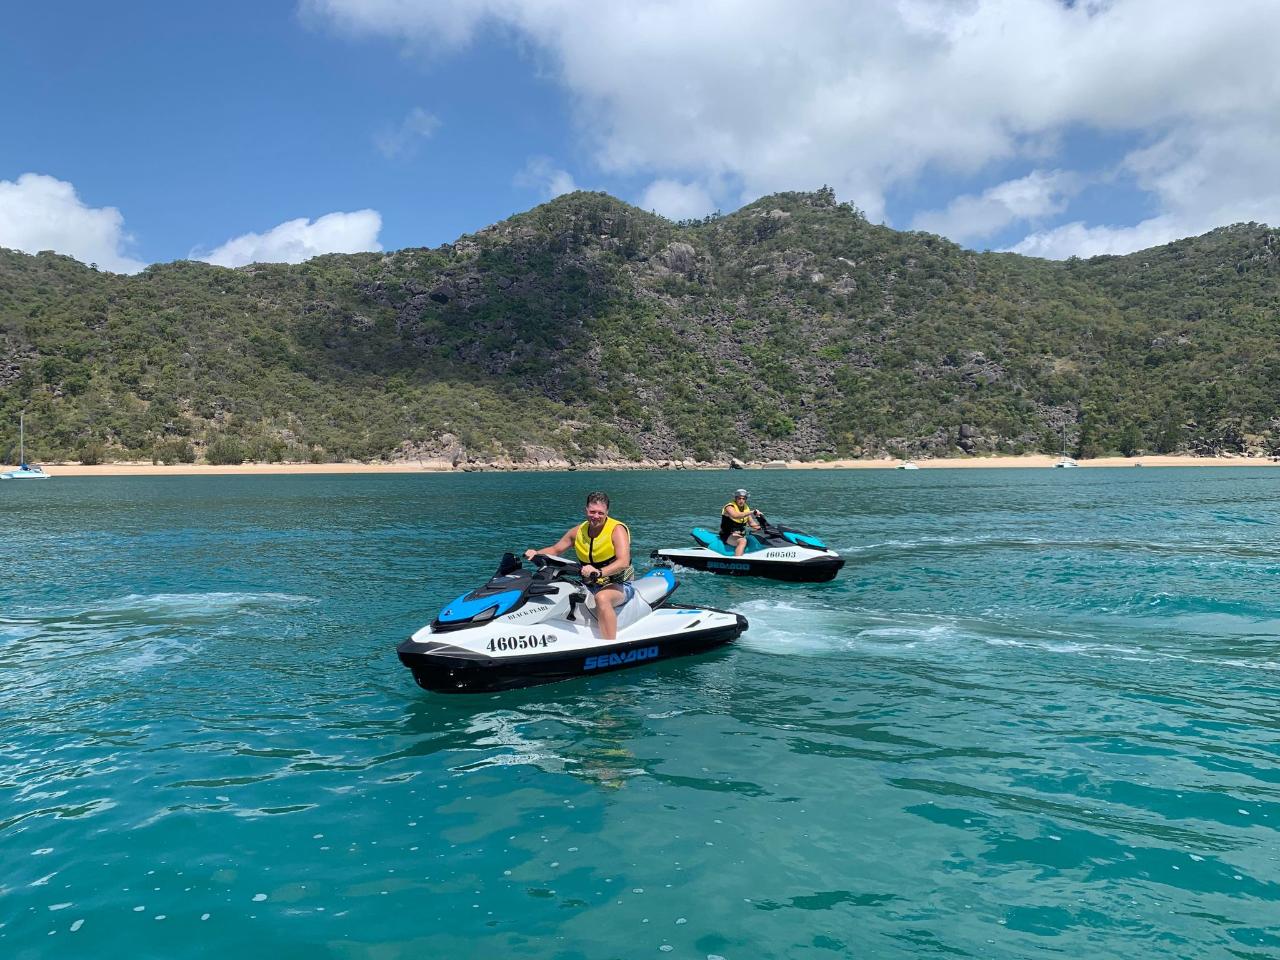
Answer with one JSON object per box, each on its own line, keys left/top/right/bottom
{"left": 18, "top": 411, "right": 23, "bottom": 465}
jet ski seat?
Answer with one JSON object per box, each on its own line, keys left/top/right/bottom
{"left": 576, "top": 568, "right": 677, "bottom": 619}
{"left": 691, "top": 528, "right": 735, "bottom": 555}
{"left": 632, "top": 567, "right": 677, "bottom": 606}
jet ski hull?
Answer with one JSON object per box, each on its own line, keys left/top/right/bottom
{"left": 652, "top": 548, "right": 844, "bottom": 582}
{"left": 398, "top": 606, "right": 747, "bottom": 693}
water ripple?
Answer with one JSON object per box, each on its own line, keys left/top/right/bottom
{"left": 3, "top": 471, "right": 1280, "bottom": 958}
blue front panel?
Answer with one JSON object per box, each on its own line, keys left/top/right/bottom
{"left": 784, "top": 531, "right": 827, "bottom": 549}
{"left": 438, "top": 588, "right": 522, "bottom": 623}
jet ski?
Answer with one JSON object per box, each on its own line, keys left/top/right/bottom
{"left": 397, "top": 553, "right": 748, "bottom": 693}
{"left": 651, "top": 514, "right": 844, "bottom": 582}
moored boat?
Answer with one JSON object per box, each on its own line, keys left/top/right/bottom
{"left": 1, "top": 413, "right": 51, "bottom": 480}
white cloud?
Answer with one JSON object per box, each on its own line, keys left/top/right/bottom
{"left": 376, "top": 106, "right": 441, "bottom": 158}
{"left": 0, "top": 172, "right": 145, "bottom": 273}
{"left": 514, "top": 157, "right": 577, "bottom": 199}
{"left": 912, "top": 170, "right": 1078, "bottom": 243}
{"left": 300, "top": 0, "right": 488, "bottom": 51}
{"left": 307, "top": 0, "right": 1280, "bottom": 256}
{"left": 195, "top": 210, "right": 383, "bottom": 267}
{"left": 1010, "top": 217, "right": 1181, "bottom": 260}
{"left": 1014, "top": 120, "right": 1280, "bottom": 258}
{"left": 639, "top": 179, "right": 715, "bottom": 221}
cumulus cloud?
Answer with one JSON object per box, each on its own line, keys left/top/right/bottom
{"left": 514, "top": 156, "right": 577, "bottom": 199}
{"left": 195, "top": 210, "right": 383, "bottom": 267}
{"left": 1008, "top": 217, "right": 1178, "bottom": 260}
{"left": 1013, "top": 119, "right": 1280, "bottom": 258}
{"left": 376, "top": 106, "right": 441, "bottom": 158}
{"left": 912, "top": 170, "right": 1079, "bottom": 243}
{"left": 306, "top": 0, "right": 1280, "bottom": 257}
{"left": 0, "top": 172, "right": 145, "bottom": 273}
{"left": 639, "top": 179, "right": 716, "bottom": 221}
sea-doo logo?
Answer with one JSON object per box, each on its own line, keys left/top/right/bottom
{"left": 708, "top": 560, "right": 750, "bottom": 571}
{"left": 584, "top": 646, "right": 660, "bottom": 670}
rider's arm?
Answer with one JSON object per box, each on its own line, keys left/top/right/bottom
{"left": 525, "top": 527, "right": 576, "bottom": 560}
{"left": 724, "top": 504, "right": 751, "bottom": 521}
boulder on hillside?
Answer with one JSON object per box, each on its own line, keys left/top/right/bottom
{"left": 657, "top": 242, "right": 698, "bottom": 277}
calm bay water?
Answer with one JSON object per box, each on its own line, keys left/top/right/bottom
{"left": 3, "top": 468, "right": 1279, "bottom": 959}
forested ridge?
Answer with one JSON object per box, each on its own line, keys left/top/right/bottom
{"left": 3, "top": 188, "right": 1279, "bottom": 465}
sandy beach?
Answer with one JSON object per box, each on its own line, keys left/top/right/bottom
{"left": 11, "top": 454, "right": 1279, "bottom": 477}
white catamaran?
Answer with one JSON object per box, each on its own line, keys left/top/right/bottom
{"left": 2, "top": 413, "right": 51, "bottom": 480}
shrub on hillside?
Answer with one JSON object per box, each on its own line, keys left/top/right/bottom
{"left": 78, "top": 441, "right": 106, "bottom": 466}
{"left": 152, "top": 439, "right": 196, "bottom": 465}
{"left": 205, "top": 435, "right": 246, "bottom": 465}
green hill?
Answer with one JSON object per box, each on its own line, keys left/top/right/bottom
{"left": 3, "top": 188, "right": 1279, "bottom": 465}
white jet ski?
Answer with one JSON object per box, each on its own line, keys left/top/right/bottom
{"left": 652, "top": 514, "right": 844, "bottom": 583}
{"left": 397, "top": 553, "right": 748, "bottom": 693}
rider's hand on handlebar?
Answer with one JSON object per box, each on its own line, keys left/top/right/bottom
{"left": 524, "top": 549, "right": 537, "bottom": 560}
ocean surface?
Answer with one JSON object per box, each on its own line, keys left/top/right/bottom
{"left": 3, "top": 468, "right": 1279, "bottom": 959}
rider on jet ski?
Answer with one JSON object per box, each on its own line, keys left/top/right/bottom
{"left": 525, "top": 491, "right": 634, "bottom": 640}
{"left": 720, "top": 488, "right": 763, "bottom": 557}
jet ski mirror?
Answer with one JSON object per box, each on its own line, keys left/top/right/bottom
{"left": 495, "top": 552, "right": 522, "bottom": 577}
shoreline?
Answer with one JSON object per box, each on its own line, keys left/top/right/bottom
{"left": 11, "top": 454, "right": 1280, "bottom": 477}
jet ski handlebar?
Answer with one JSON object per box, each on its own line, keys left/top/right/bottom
{"left": 529, "top": 554, "right": 579, "bottom": 572}
{"left": 529, "top": 553, "right": 604, "bottom": 585}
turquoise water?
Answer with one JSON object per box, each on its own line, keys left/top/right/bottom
{"left": 3, "top": 468, "right": 1279, "bottom": 959}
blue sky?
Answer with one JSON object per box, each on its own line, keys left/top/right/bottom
{"left": 2, "top": 1, "right": 1279, "bottom": 272}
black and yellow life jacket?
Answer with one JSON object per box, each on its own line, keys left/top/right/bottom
{"left": 723, "top": 502, "right": 751, "bottom": 526}
{"left": 574, "top": 517, "right": 630, "bottom": 566}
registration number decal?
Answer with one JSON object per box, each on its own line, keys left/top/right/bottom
{"left": 487, "top": 634, "right": 557, "bottom": 652}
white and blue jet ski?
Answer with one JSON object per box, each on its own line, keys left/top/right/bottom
{"left": 397, "top": 553, "right": 748, "bottom": 693}
{"left": 652, "top": 514, "right": 844, "bottom": 583}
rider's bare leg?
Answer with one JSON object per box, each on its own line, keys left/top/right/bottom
{"left": 594, "top": 584, "right": 625, "bottom": 640}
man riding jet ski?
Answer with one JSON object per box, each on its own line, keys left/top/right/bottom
{"left": 397, "top": 554, "right": 748, "bottom": 693}
{"left": 651, "top": 490, "right": 844, "bottom": 582}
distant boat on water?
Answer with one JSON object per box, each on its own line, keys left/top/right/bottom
{"left": 897, "top": 460, "right": 920, "bottom": 470}
{"left": 1053, "top": 429, "right": 1078, "bottom": 468}
{"left": 1, "top": 413, "right": 51, "bottom": 480}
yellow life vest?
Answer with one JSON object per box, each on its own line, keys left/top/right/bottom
{"left": 575, "top": 516, "right": 629, "bottom": 566}
{"left": 723, "top": 502, "right": 751, "bottom": 526}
